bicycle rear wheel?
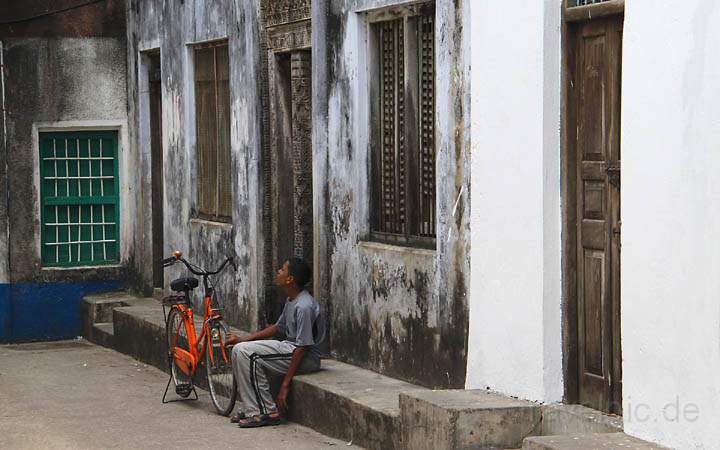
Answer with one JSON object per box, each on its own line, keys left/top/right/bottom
{"left": 205, "top": 322, "right": 237, "bottom": 415}
{"left": 166, "top": 307, "right": 193, "bottom": 396}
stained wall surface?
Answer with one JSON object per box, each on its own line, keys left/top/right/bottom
{"left": 0, "top": 0, "right": 129, "bottom": 341}
{"left": 313, "top": 0, "right": 470, "bottom": 388}
{"left": 126, "top": 0, "right": 266, "bottom": 330}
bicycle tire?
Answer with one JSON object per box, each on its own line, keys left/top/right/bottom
{"left": 205, "top": 321, "right": 237, "bottom": 415}
{"left": 166, "top": 307, "right": 193, "bottom": 395}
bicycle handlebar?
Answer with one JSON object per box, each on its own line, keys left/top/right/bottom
{"left": 161, "top": 250, "right": 236, "bottom": 278}
{"left": 180, "top": 257, "right": 235, "bottom": 276}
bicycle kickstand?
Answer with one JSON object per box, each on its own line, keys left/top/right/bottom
{"left": 162, "top": 353, "right": 198, "bottom": 404}
{"left": 162, "top": 373, "right": 199, "bottom": 404}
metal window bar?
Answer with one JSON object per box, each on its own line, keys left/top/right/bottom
{"left": 52, "top": 139, "right": 58, "bottom": 197}
{"left": 45, "top": 220, "right": 116, "bottom": 226}
{"left": 90, "top": 204, "right": 94, "bottom": 261}
{"left": 44, "top": 176, "right": 114, "bottom": 180}
{"left": 76, "top": 139, "right": 81, "bottom": 197}
{"left": 99, "top": 139, "right": 104, "bottom": 196}
{"left": 43, "top": 156, "right": 114, "bottom": 160}
{"left": 88, "top": 139, "right": 93, "bottom": 196}
{"left": 45, "top": 239, "right": 116, "bottom": 246}
{"left": 101, "top": 204, "right": 107, "bottom": 261}
{"left": 65, "top": 139, "right": 70, "bottom": 198}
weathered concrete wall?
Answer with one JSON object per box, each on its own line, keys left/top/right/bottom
{"left": 2, "top": 37, "right": 129, "bottom": 283}
{"left": 0, "top": 0, "right": 125, "bottom": 38}
{"left": 0, "top": 42, "right": 8, "bottom": 284}
{"left": 313, "top": 0, "right": 470, "bottom": 388}
{"left": 0, "top": 1, "right": 130, "bottom": 342}
{"left": 622, "top": 1, "right": 720, "bottom": 448}
{"left": 126, "top": 0, "right": 266, "bottom": 330}
{"left": 466, "top": 0, "right": 563, "bottom": 403}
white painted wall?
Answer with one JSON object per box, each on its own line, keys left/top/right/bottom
{"left": 622, "top": 1, "right": 720, "bottom": 448}
{"left": 466, "top": 0, "right": 563, "bottom": 403}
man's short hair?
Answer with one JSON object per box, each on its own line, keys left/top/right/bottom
{"left": 288, "top": 257, "right": 311, "bottom": 289}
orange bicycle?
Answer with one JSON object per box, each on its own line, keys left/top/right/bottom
{"left": 161, "top": 250, "right": 238, "bottom": 415}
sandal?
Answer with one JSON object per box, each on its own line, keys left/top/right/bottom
{"left": 237, "top": 413, "right": 283, "bottom": 428}
{"left": 230, "top": 411, "right": 246, "bottom": 423}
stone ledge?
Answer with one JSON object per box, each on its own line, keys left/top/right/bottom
{"left": 400, "top": 389, "right": 542, "bottom": 450}
{"left": 292, "top": 360, "right": 426, "bottom": 450}
{"left": 540, "top": 404, "right": 623, "bottom": 435}
{"left": 81, "top": 291, "right": 147, "bottom": 345}
{"left": 91, "top": 322, "right": 114, "bottom": 348}
{"left": 523, "top": 433, "right": 668, "bottom": 450}
{"left": 82, "top": 294, "right": 424, "bottom": 450}
{"left": 81, "top": 292, "right": 651, "bottom": 450}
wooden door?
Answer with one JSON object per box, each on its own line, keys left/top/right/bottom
{"left": 149, "top": 54, "right": 164, "bottom": 289}
{"left": 569, "top": 15, "right": 622, "bottom": 414}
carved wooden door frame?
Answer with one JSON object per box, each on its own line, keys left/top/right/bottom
{"left": 260, "top": 1, "right": 313, "bottom": 324}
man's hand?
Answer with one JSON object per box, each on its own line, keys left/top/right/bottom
{"left": 225, "top": 333, "right": 247, "bottom": 346}
{"left": 277, "top": 347, "right": 306, "bottom": 414}
{"left": 226, "top": 324, "right": 279, "bottom": 346}
{"left": 276, "top": 384, "right": 289, "bottom": 413}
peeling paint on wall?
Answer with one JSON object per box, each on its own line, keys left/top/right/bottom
{"left": 127, "top": 0, "right": 266, "bottom": 330}
{"left": 314, "top": 0, "right": 470, "bottom": 388}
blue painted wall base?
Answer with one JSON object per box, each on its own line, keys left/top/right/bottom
{"left": 0, "top": 281, "right": 123, "bottom": 343}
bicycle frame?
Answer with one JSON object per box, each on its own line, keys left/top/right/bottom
{"left": 169, "top": 292, "right": 230, "bottom": 379}
{"left": 161, "top": 252, "right": 237, "bottom": 409}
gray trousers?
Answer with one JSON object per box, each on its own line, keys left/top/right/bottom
{"left": 231, "top": 340, "right": 320, "bottom": 417}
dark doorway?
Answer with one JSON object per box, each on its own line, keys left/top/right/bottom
{"left": 566, "top": 14, "right": 622, "bottom": 414}
{"left": 148, "top": 53, "right": 164, "bottom": 289}
{"left": 264, "top": 49, "right": 314, "bottom": 324}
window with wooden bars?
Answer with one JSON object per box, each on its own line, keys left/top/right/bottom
{"left": 40, "top": 131, "right": 120, "bottom": 267}
{"left": 194, "top": 41, "right": 232, "bottom": 221}
{"left": 370, "top": 4, "right": 436, "bottom": 246}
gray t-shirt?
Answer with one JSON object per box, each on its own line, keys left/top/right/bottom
{"left": 275, "top": 290, "right": 326, "bottom": 362}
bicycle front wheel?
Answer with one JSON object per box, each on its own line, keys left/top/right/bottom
{"left": 166, "top": 307, "right": 193, "bottom": 395}
{"left": 205, "top": 322, "right": 237, "bottom": 415}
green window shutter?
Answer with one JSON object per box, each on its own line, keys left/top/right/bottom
{"left": 40, "top": 131, "right": 120, "bottom": 267}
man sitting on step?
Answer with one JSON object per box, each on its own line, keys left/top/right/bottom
{"left": 225, "top": 257, "right": 326, "bottom": 428}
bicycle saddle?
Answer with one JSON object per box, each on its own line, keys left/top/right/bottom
{"left": 170, "top": 277, "right": 199, "bottom": 292}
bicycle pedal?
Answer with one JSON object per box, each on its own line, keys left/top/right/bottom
{"left": 175, "top": 383, "right": 193, "bottom": 397}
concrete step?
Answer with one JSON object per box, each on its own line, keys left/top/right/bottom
{"left": 540, "top": 404, "right": 622, "bottom": 435}
{"left": 107, "top": 299, "right": 425, "bottom": 449}
{"left": 81, "top": 291, "right": 142, "bottom": 343}
{"left": 291, "top": 359, "right": 426, "bottom": 450}
{"left": 91, "top": 322, "right": 114, "bottom": 348}
{"left": 400, "top": 389, "right": 542, "bottom": 449}
{"left": 523, "top": 433, "right": 668, "bottom": 449}
{"left": 112, "top": 301, "right": 168, "bottom": 371}
{"left": 83, "top": 292, "right": 639, "bottom": 450}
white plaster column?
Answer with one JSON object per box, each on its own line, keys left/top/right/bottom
{"left": 466, "top": 0, "right": 563, "bottom": 404}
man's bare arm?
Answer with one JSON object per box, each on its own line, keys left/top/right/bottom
{"left": 226, "top": 324, "right": 278, "bottom": 345}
